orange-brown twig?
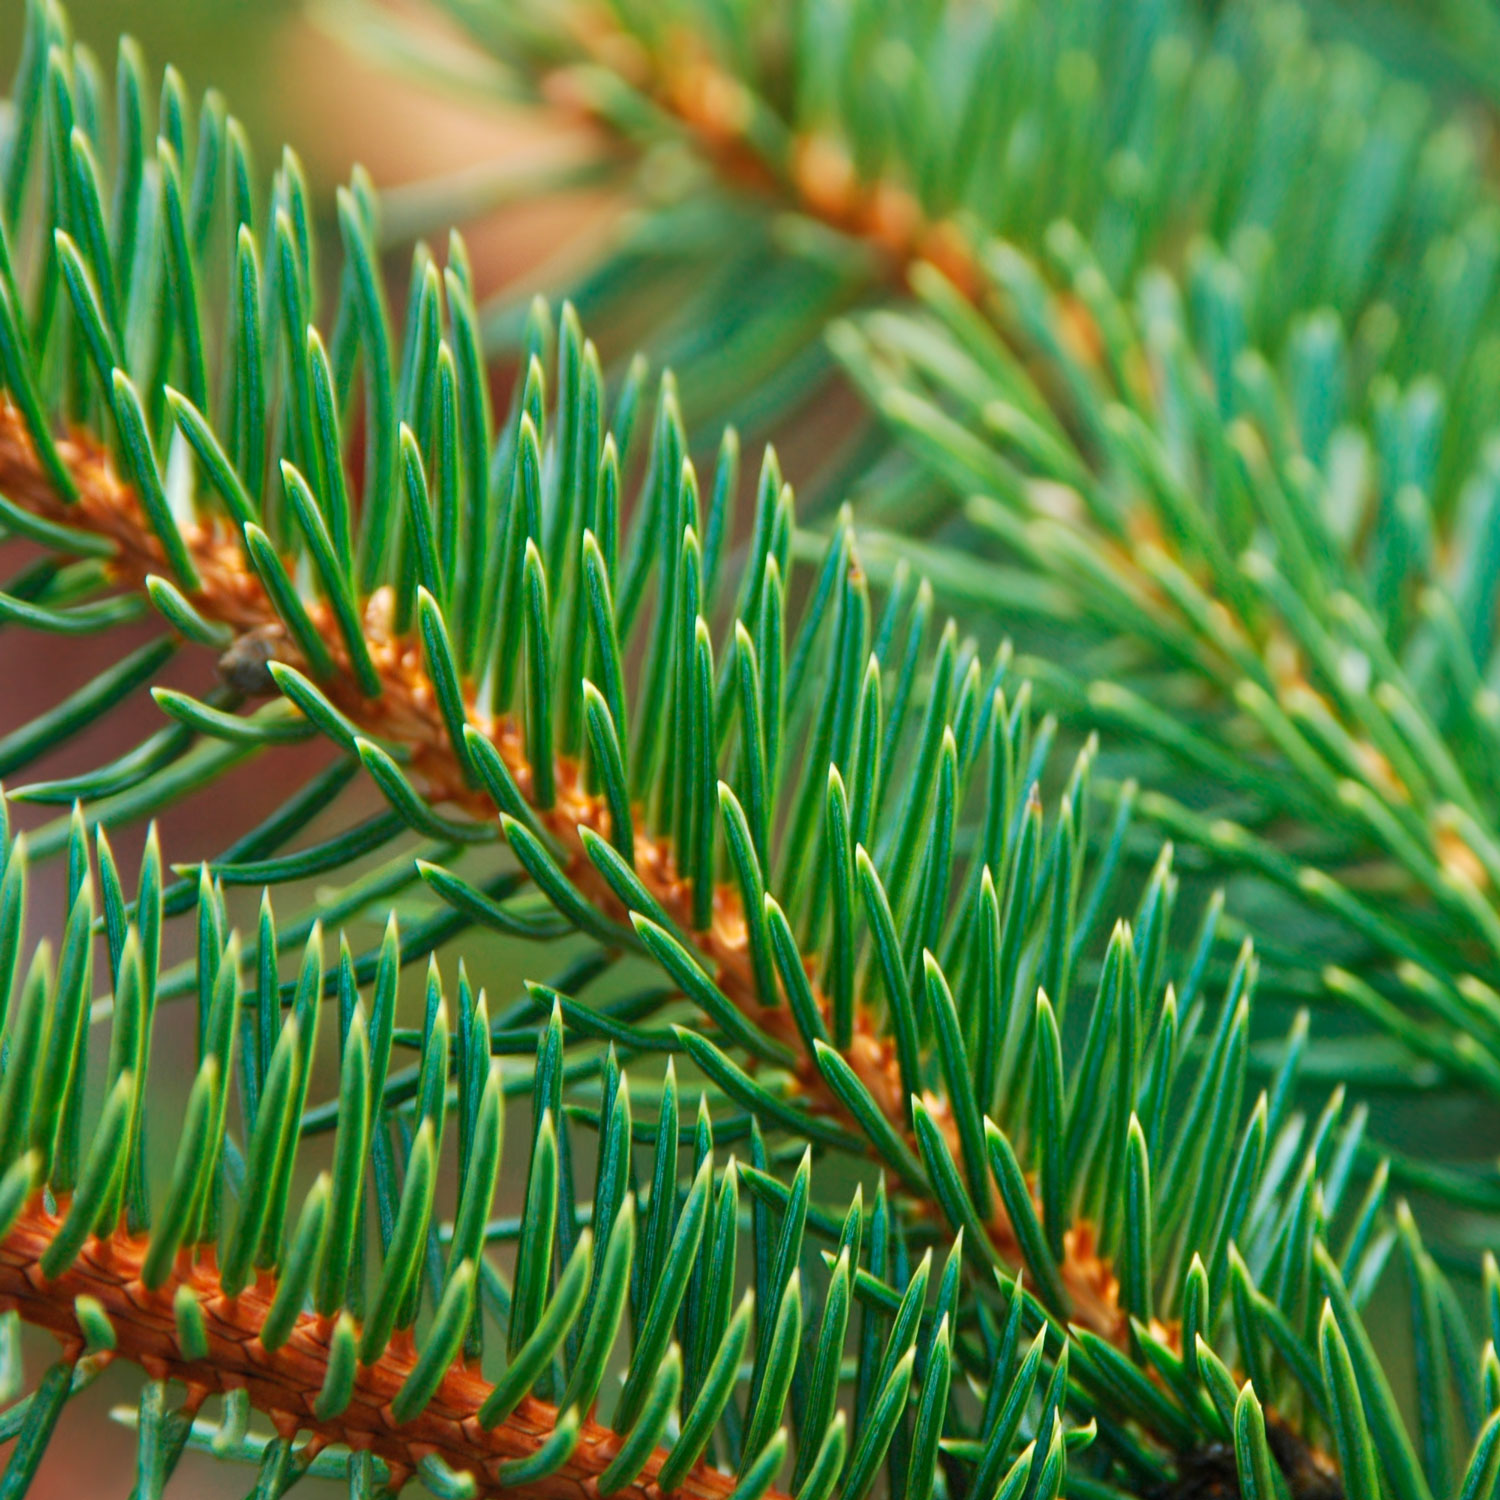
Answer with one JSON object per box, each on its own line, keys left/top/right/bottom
{"left": 0, "top": 1200, "right": 745, "bottom": 1500}
{"left": 539, "top": 10, "right": 986, "bottom": 302}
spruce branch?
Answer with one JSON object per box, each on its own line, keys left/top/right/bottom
{"left": 0, "top": 826, "right": 978, "bottom": 1500}
{"left": 532, "top": 6, "right": 987, "bottom": 301}
{"left": 0, "top": 1204, "right": 746, "bottom": 1500}
{"left": 0, "top": 810, "right": 1430, "bottom": 1500}
{"left": 839, "top": 233, "right": 1500, "bottom": 1111}
{"left": 351, "top": 0, "right": 1500, "bottom": 435}
{"left": 0, "top": 390, "right": 1133, "bottom": 1346}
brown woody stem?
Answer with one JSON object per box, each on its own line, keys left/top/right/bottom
{"left": 0, "top": 1200, "right": 745, "bottom": 1499}
{"left": 541, "top": 10, "right": 985, "bottom": 301}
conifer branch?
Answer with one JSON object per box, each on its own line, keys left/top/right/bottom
{"left": 0, "top": 817, "right": 1086, "bottom": 1500}
{"left": 535, "top": 7, "right": 986, "bottom": 301}
{"left": 0, "top": 1204, "right": 752, "bottom": 1500}
{"left": 0, "top": 395, "right": 1130, "bottom": 1346}
{"left": 838, "top": 231, "right": 1500, "bottom": 1109}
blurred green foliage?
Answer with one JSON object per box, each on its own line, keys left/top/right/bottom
{"left": 0, "top": 0, "right": 296, "bottom": 175}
